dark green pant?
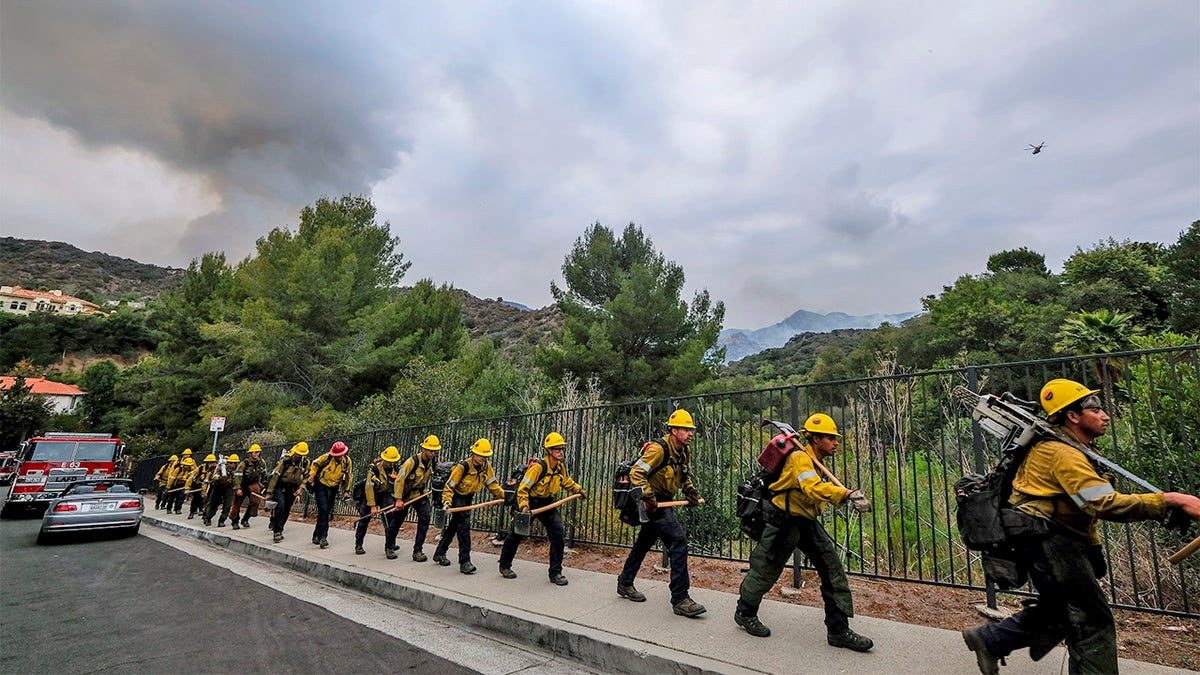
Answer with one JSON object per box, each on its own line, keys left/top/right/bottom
{"left": 737, "top": 515, "right": 853, "bottom": 633}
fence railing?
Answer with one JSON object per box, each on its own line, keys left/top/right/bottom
{"left": 239, "top": 344, "right": 1200, "bottom": 618}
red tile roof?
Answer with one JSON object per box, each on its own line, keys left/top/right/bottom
{"left": 1, "top": 286, "right": 101, "bottom": 311}
{"left": 0, "top": 377, "right": 86, "bottom": 396}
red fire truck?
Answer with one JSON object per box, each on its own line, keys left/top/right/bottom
{"left": 1, "top": 432, "right": 128, "bottom": 518}
{"left": 0, "top": 451, "right": 18, "bottom": 485}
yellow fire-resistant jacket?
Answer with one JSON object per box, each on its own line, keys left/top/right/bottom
{"left": 232, "top": 456, "right": 267, "bottom": 491}
{"left": 266, "top": 456, "right": 311, "bottom": 493}
{"left": 166, "top": 462, "right": 192, "bottom": 489}
{"left": 630, "top": 435, "right": 698, "bottom": 502}
{"left": 185, "top": 465, "right": 215, "bottom": 492}
{"left": 516, "top": 456, "right": 583, "bottom": 510}
{"left": 1009, "top": 434, "right": 1166, "bottom": 544}
{"left": 364, "top": 460, "right": 397, "bottom": 507}
{"left": 394, "top": 454, "right": 434, "bottom": 501}
{"left": 769, "top": 445, "right": 850, "bottom": 520}
{"left": 442, "top": 460, "right": 505, "bottom": 507}
{"left": 154, "top": 460, "right": 177, "bottom": 485}
{"left": 309, "top": 453, "right": 352, "bottom": 490}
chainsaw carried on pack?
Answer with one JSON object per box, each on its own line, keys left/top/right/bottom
{"left": 952, "top": 386, "right": 1197, "bottom": 578}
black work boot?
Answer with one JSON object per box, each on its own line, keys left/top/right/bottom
{"left": 354, "top": 546, "right": 366, "bottom": 555}
{"left": 217, "top": 519, "right": 226, "bottom": 527}
{"left": 272, "top": 531, "right": 283, "bottom": 543}
{"left": 241, "top": 517, "right": 250, "bottom": 528}
{"left": 460, "top": 562, "right": 477, "bottom": 575}
{"left": 385, "top": 549, "right": 398, "bottom": 560}
{"left": 433, "top": 553, "right": 451, "bottom": 566}
{"left": 499, "top": 568, "right": 517, "bottom": 579}
{"left": 412, "top": 550, "right": 428, "bottom": 562}
{"left": 672, "top": 597, "right": 707, "bottom": 618}
{"left": 617, "top": 584, "right": 646, "bottom": 602}
{"left": 550, "top": 574, "right": 568, "bottom": 586}
{"left": 828, "top": 628, "right": 873, "bottom": 652}
{"left": 231, "top": 520, "right": 241, "bottom": 530}
{"left": 319, "top": 538, "right": 329, "bottom": 549}
{"left": 734, "top": 611, "right": 771, "bottom": 637}
{"left": 962, "top": 626, "right": 1001, "bottom": 675}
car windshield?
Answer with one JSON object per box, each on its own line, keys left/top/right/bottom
{"left": 73, "top": 443, "right": 117, "bottom": 462}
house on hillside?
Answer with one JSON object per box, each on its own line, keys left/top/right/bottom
{"left": 0, "top": 377, "right": 86, "bottom": 413}
{"left": 0, "top": 286, "right": 104, "bottom": 316}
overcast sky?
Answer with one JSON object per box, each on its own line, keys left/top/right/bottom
{"left": 1, "top": 1, "right": 1197, "bottom": 328}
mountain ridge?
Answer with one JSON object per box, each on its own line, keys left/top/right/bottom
{"left": 720, "top": 307, "right": 918, "bottom": 362}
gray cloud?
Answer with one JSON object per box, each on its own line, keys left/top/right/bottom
{"left": 1, "top": 1, "right": 1196, "bottom": 327}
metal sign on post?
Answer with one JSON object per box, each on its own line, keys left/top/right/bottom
{"left": 210, "top": 416, "right": 225, "bottom": 455}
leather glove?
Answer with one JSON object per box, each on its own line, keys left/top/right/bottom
{"left": 577, "top": 489, "right": 587, "bottom": 501}
{"left": 521, "top": 506, "right": 531, "bottom": 514}
{"left": 642, "top": 493, "right": 657, "bottom": 513}
{"left": 847, "top": 489, "right": 872, "bottom": 513}
{"left": 442, "top": 503, "right": 451, "bottom": 513}
{"left": 685, "top": 492, "right": 701, "bottom": 508}
{"left": 370, "top": 505, "right": 379, "bottom": 516}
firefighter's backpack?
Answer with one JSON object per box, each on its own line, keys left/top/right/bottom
{"left": 502, "top": 459, "right": 547, "bottom": 506}
{"left": 735, "top": 433, "right": 799, "bottom": 541}
{"left": 953, "top": 443, "right": 1031, "bottom": 589}
{"left": 430, "top": 460, "right": 468, "bottom": 495}
{"left": 612, "top": 440, "right": 673, "bottom": 525}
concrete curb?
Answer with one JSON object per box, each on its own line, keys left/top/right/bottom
{"left": 146, "top": 515, "right": 754, "bottom": 675}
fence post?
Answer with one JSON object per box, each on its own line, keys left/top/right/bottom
{"left": 967, "top": 365, "right": 998, "bottom": 610}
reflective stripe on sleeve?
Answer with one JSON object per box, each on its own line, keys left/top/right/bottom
{"left": 797, "top": 470, "right": 819, "bottom": 483}
{"left": 1071, "top": 483, "right": 1116, "bottom": 506}
{"left": 520, "top": 477, "right": 534, "bottom": 487}
{"left": 447, "top": 478, "right": 458, "bottom": 488}
{"left": 635, "top": 459, "right": 653, "bottom": 473}
{"left": 485, "top": 476, "right": 498, "bottom": 486}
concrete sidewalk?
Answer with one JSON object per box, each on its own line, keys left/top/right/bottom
{"left": 143, "top": 510, "right": 1184, "bottom": 675}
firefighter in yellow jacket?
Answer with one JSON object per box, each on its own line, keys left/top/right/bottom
{"left": 734, "top": 413, "right": 874, "bottom": 652}
{"left": 393, "top": 435, "right": 440, "bottom": 561}
{"left": 354, "top": 446, "right": 401, "bottom": 558}
{"left": 307, "top": 441, "right": 353, "bottom": 549}
{"left": 434, "top": 438, "right": 506, "bottom": 574}
{"left": 497, "top": 432, "right": 587, "bottom": 585}
{"left": 963, "top": 379, "right": 1200, "bottom": 675}
{"left": 185, "top": 454, "right": 217, "bottom": 520}
{"left": 164, "top": 455, "right": 194, "bottom": 514}
{"left": 616, "top": 409, "right": 706, "bottom": 618}
{"left": 153, "top": 454, "right": 178, "bottom": 510}
{"left": 230, "top": 444, "right": 267, "bottom": 529}
{"left": 266, "top": 443, "right": 311, "bottom": 543}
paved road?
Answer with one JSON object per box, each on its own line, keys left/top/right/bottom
{"left": 0, "top": 515, "right": 473, "bottom": 674}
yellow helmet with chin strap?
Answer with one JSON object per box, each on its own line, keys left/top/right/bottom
{"left": 203, "top": 454, "right": 217, "bottom": 463}
{"left": 227, "top": 454, "right": 240, "bottom": 463}
{"left": 381, "top": 446, "right": 401, "bottom": 463}
{"left": 421, "top": 435, "right": 441, "bottom": 451}
{"left": 543, "top": 432, "right": 567, "bottom": 448}
{"left": 1040, "top": 378, "right": 1100, "bottom": 417}
{"left": 803, "top": 413, "right": 841, "bottom": 437}
{"left": 667, "top": 409, "right": 696, "bottom": 429}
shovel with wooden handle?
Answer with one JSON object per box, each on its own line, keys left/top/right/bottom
{"left": 514, "top": 493, "right": 585, "bottom": 535}
{"left": 1169, "top": 533, "right": 1200, "bottom": 565}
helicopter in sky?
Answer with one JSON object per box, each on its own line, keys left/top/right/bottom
{"left": 1027, "top": 141, "right": 1046, "bottom": 155}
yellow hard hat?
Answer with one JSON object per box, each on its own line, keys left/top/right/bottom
{"left": 381, "top": 446, "right": 401, "bottom": 463}
{"left": 182, "top": 448, "right": 193, "bottom": 456}
{"left": 248, "top": 444, "right": 261, "bottom": 453}
{"left": 227, "top": 454, "right": 240, "bottom": 463}
{"left": 290, "top": 442, "right": 309, "bottom": 457}
{"left": 203, "top": 454, "right": 217, "bottom": 462}
{"left": 543, "top": 432, "right": 567, "bottom": 449}
{"left": 803, "top": 413, "right": 841, "bottom": 437}
{"left": 471, "top": 438, "right": 493, "bottom": 457}
{"left": 169, "top": 454, "right": 179, "bottom": 462}
{"left": 1040, "top": 378, "right": 1100, "bottom": 417}
{"left": 667, "top": 409, "right": 695, "bottom": 429}
{"left": 182, "top": 457, "right": 195, "bottom": 466}
{"left": 421, "top": 435, "right": 441, "bottom": 451}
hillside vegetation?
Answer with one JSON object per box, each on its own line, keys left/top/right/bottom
{"left": 1, "top": 206, "right": 1196, "bottom": 457}
{"left": 0, "top": 237, "right": 185, "bottom": 302}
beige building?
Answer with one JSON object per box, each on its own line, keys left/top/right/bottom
{"left": 0, "top": 286, "right": 103, "bottom": 316}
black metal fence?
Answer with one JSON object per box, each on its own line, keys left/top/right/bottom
{"left": 242, "top": 345, "right": 1199, "bottom": 618}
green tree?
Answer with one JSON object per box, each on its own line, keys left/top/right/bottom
{"left": 1060, "top": 238, "right": 1169, "bottom": 329}
{"left": 229, "top": 195, "right": 411, "bottom": 408}
{"left": 538, "top": 223, "right": 725, "bottom": 400}
{"left": 1163, "top": 221, "right": 1200, "bottom": 335}
{"left": 0, "top": 375, "right": 54, "bottom": 452}
{"left": 986, "top": 247, "right": 1049, "bottom": 276}
{"left": 77, "top": 359, "right": 121, "bottom": 430}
